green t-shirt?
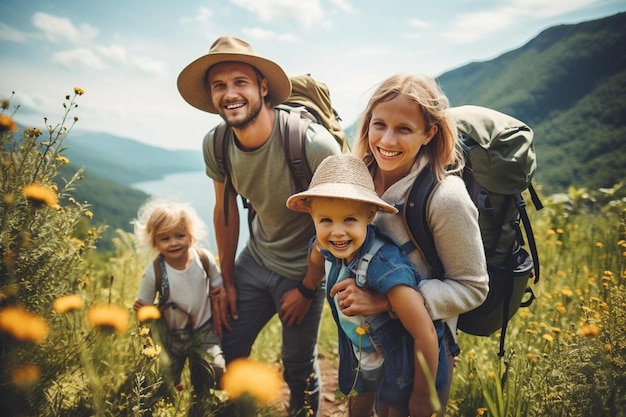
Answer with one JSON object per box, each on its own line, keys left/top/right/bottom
{"left": 203, "top": 109, "right": 342, "bottom": 279}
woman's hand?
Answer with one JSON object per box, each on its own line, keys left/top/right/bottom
{"left": 329, "top": 278, "right": 390, "bottom": 316}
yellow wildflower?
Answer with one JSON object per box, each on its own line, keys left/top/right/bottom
{"left": 0, "top": 114, "right": 18, "bottom": 133}
{"left": 467, "top": 350, "right": 477, "bottom": 360}
{"left": 561, "top": 288, "right": 573, "bottom": 298}
{"left": 74, "top": 87, "right": 85, "bottom": 95}
{"left": 487, "top": 371, "right": 495, "bottom": 379}
{"left": 53, "top": 295, "right": 84, "bottom": 313}
{"left": 141, "top": 345, "right": 161, "bottom": 359}
{"left": 595, "top": 241, "right": 604, "bottom": 248}
{"left": 477, "top": 407, "right": 488, "bottom": 416}
{"left": 11, "top": 364, "right": 41, "bottom": 388}
{"left": 556, "top": 228, "right": 563, "bottom": 234}
{"left": 604, "top": 343, "right": 612, "bottom": 353}
{"left": 25, "top": 127, "right": 42, "bottom": 137}
{"left": 525, "top": 353, "right": 539, "bottom": 363}
{"left": 578, "top": 324, "right": 600, "bottom": 338}
{"left": 542, "top": 334, "right": 554, "bottom": 343}
{"left": 221, "top": 358, "right": 283, "bottom": 404}
{"left": 136, "top": 305, "right": 161, "bottom": 323}
{"left": 23, "top": 183, "right": 58, "bottom": 207}
{"left": 87, "top": 304, "right": 129, "bottom": 333}
{"left": 84, "top": 210, "right": 93, "bottom": 219}
{"left": 546, "top": 229, "right": 556, "bottom": 236}
{"left": 0, "top": 306, "right": 49, "bottom": 343}
{"left": 55, "top": 155, "right": 70, "bottom": 164}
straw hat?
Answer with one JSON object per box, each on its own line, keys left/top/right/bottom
{"left": 177, "top": 36, "right": 292, "bottom": 114}
{"left": 287, "top": 154, "right": 398, "bottom": 214}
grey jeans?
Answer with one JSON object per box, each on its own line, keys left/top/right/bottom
{"left": 221, "top": 246, "right": 325, "bottom": 416}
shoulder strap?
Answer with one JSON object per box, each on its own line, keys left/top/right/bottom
{"left": 353, "top": 237, "right": 386, "bottom": 287}
{"left": 214, "top": 123, "right": 234, "bottom": 226}
{"left": 196, "top": 247, "right": 211, "bottom": 275}
{"left": 279, "top": 108, "right": 314, "bottom": 193}
{"left": 403, "top": 168, "right": 443, "bottom": 279}
{"left": 152, "top": 254, "right": 169, "bottom": 306}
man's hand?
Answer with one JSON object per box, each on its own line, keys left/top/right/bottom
{"left": 210, "top": 287, "right": 231, "bottom": 338}
{"left": 329, "top": 278, "right": 389, "bottom": 316}
{"left": 279, "top": 288, "right": 312, "bottom": 327}
{"left": 224, "top": 285, "right": 239, "bottom": 321}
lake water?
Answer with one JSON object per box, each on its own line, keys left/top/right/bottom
{"left": 132, "top": 171, "right": 249, "bottom": 254}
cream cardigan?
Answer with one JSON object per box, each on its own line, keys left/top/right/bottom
{"left": 372, "top": 158, "right": 489, "bottom": 337}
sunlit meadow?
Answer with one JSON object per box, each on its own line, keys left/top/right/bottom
{"left": 1, "top": 91, "right": 624, "bottom": 416}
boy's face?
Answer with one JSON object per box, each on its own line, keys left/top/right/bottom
{"left": 310, "top": 197, "right": 376, "bottom": 264}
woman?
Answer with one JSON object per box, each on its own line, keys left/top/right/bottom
{"left": 330, "top": 74, "right": 489, "bottom": 416}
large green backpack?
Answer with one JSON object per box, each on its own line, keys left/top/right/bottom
{"left": 212, "top": 74, "right": 349, "bottom": 227}
{"left": 404, "top": 105, "right": 544, "bottom": 356}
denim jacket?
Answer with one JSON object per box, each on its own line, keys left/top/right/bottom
{"left": 321, "top": 225, "right": 448, "bottom": 402}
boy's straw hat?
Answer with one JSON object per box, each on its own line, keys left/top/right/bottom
{"left": 286, "top": 154, "right": 398, "bottom": 214}
{"left": 177, "top": 36, "right": 291, "bottom": 114}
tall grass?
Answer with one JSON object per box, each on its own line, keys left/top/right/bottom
{"left": 1, "top": 92, "right": 624, "bottom": 416}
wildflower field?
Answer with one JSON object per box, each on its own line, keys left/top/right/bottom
{"left": 1, "top": 92, "right": 624, "bottom": 417}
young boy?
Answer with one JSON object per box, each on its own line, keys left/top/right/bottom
{"left": 287, "top": 154, "right": 447, "bottom": 417}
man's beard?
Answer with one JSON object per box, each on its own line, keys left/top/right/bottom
{"left": 223, "top": 94, "right": 264, "bottom": 129}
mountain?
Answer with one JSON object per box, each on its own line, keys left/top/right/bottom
{"left": 62, "top": 131, "right": 205, "bottom": 185}
{"left": 436, "top": 12, "right": 626, "bottom": 195}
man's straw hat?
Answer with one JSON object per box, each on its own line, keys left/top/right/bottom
{"left": 287, "top": 154, "right": 398, "bottom": 214}
{"left": 177, "top": 36, "right": 291, "bottom": 114}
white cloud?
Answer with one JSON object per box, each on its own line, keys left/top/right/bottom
{"left": 31, "top": 12, "right": 98, "bottom": 45}
{"left": 130, "top": 56, "right": 169, "bottom": 77}
{"left": 242, "top": 27, "right": 302, "bottom": 42}
{"left": 443, "top": 0, "right": 600, "bottom": 43}
{"left": 98, "top": 45, "right": 127, "bottom": 64}
{"left": 231, "top": 0, "right": 330, "bottom": 29}
{"left": 51, "top": 48, "right": 105, "bottom": 69}
{"left": 0, "top": 23, "right": 30, "bottom": 42}
{"left": 328, "top": 0, "right": 355, "bottom": 13}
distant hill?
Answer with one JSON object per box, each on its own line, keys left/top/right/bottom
{"left": 63, "top": 131, "right": 205, "bottom": 185}
{"left": 436, "top": 12, "right": 626, "bottom": 195}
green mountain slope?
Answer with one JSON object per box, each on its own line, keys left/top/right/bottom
{"left": 63, "top": 131, "right": 204, "bottom": 185}
{"left": 436, "top": 12, "right": 626, "bottom": 194}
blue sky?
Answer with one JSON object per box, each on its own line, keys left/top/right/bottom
{"left": 1, "top": 0, "right": 624, "bottom": 150}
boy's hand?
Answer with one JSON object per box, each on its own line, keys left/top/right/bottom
{"left": 409, "top": 389, "right": 438, "bottom": 417}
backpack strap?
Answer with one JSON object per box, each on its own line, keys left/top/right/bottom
{"left": 195, "top": 247, "right": 213, "bottom": 292}
{"left": 213, "top": 123, "right": 234, "bottom": 227}
{"left": 403, "top": 167, "right": 443, "bottom": 279}
{"left": 153, "top": 254, "right": 169, "bottom": 307}
{"left": 279, "top": 108, "right": 314, "bottom": 193}
{"left": 352, "top": 237, "right": 386, "bottom": 287}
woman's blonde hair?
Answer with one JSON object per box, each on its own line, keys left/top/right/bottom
{"left": 133, "top": 198, "right": 208, "bottom": 257}
{"left": 353, "top": 74, "right": 464, "bottom": 182}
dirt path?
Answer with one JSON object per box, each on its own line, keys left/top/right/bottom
{"left": 272, "top": 355, "right": 348, "bottom": 416}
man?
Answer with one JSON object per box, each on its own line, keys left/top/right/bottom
{"left": 177, "top": 36, "right": 341, "bottom": 416}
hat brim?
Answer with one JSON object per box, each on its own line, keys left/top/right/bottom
{"left": 177, "top": 53, "right": 291, "bottom": 114}
{"left": 286, "top": 183, "right": 398, "bottom": 214}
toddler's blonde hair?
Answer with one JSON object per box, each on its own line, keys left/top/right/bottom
{"left": 133, "top": 198, "right": 208, "bottom": 257}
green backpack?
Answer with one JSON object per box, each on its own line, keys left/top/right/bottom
{"left": 212, "top": 74, "right": 349, "bottom": 227}
{"left": 404, "top": 105, "right": 544, "bottom": 356}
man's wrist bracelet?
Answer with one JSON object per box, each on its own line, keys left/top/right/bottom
{"left": 297, "top": 282, "right": 316, "bottom": 299}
